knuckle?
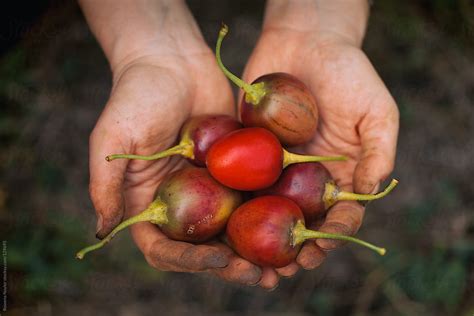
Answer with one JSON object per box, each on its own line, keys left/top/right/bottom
{"left": 178, "top": 246, "right": 202, "bottom": 269}
{"left": 145, "top": 254, "right": 171, "bottom": 272}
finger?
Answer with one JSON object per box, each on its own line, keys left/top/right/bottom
{"left": 275, "top": 262, "right": 300, "bottom": 278}
{"left": 315, "top": 200, "right": 364, "bottom": 251}
{"left": 258, "top": 267, "right": 280, "bottom": 290}
{"left": 89, "top": 121, "right": 130, "bottom": 239}
{"left": 210, "top": 242, "right": 262, "bottom": 286}
{"left": 151, "top": 240, "right": 229, "bottom": 272}
{"left": 297, "top": 241, "right": 327, "bottom": 270}
{"left": 354, "top": 96, "right": 399, "bottom": 194}
{"left": 130, "top": 222, "right": 229, "bottom": 272}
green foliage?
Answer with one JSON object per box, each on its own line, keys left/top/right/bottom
{"left": 405, "top": 200, "right": 437, "bottom": 233}
{"left": 61, "top": 57, "right": 83, "bottom": 84}
{"left": 0, "top": 48, "right": 28, "bottom": 89}
{"left": 397, "top": 99, "right": 415, "bottom": 124}
{"left": 35, "top": 162, "right": 66, "bottom": 194}
{"left": 8, "top": 209, "right": 90, "bottom": 297}
{"left": 393, "top": 250, "right": 467, "bottom": 312}
{"left": 308, "top": 291, "right": 334, "bottom": 316}
{"left": 405, "top": 180, "right": 459, "bottom": 233}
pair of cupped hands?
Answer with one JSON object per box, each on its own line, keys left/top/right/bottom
{"left": 89, "top": 25, "right": 399, "bottom": 289}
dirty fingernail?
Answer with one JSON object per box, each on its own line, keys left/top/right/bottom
{"left": 204, "top": 252, "right": 229, "bottom": 269}
{"left": 244, "top": 266, "right": 262, "bottom": 286}
{"left": 266, "top": 283, "right": 279, "bottom": 292}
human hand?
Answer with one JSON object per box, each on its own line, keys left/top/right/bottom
{"left": 84, "top": 13, "right": 283, "bottom": 288}
{"left": 241, "top": 4, "right": 399, "bottom": 278}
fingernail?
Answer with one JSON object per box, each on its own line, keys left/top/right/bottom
{"left": 244, "top": 266, "right": 262, "bottom": 286}
{"left": 301, "top": 260, "right": 324, "bottom": 270}
{"left": 204, "top": 253, "right": 229, "bottom": 269}
{"left": 358, "top": 200, "right": 369, "bottom": 207}
{"left": 356, "top": 181, "right": 376, "bottom": 195}
{"left": 266, "top": 283, "right": 279, "bottom": 292}
{"left": 357, "top": 183, "right": 380, "bottom": 207}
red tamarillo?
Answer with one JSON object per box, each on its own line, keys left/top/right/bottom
{"left": 106, "top": 114, "right": 242, "bottom": 167}
{"left": 257, "top": 162, "right": 398, "bottom": 222}
{"left": 206, "top": 127, "right": 346, "bottom": 191}
{"left": 216, "top": 24, "right": 318, "bottom": 146}
{"left": 226, "top": 196, "right": 385, "bottom": 268}
{"left": 76, "top": 167, "right": 242, "bottom": 259}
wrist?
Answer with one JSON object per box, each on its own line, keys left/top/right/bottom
{"left": 80, "top": 0, "right": 208, "bottom": 75}
{"left": 111, "top": 19, "right": 208, "bottom": 76}
{"left": 109, "top": 30, "right": 206, "bottom": 79}
{"left": 263, "top": 0, "right": 370, "bottom": 48}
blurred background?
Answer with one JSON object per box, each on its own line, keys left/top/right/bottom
{"left": 1, "top": 0, "right": 473, "bottom": 315}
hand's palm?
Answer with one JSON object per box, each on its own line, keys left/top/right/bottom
{"left": 90, "top": 50, "right": 250, "bottom": 266}
{"left": 107, "top": 54, "right": 234, "bottom": 209}
{"left": 245, "top": 29, "right": 397, "bottom": 185}
{"left": 90, "top": 50, "right": 279, "bottom": 286}
{"left": 243, "top": 28, "right": 398, "bottom": 251}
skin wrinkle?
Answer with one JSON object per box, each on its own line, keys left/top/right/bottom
{"left": 151, "top": 238, "right": 175, "bottom": 260}
{"left": 152, "top": 240, "right": 188, "bottom": 271}
{"left": 177, "top": 246, "right": 200, "bottom": 270}
{"left": 358, "top": 113, "right": 397, "bottom": 168}
{"left": 355, "top": 91, "right": 396, "bottom": 144}
{"left": 209, "top": 243, "right": 262, "bottom": 285}
{"left": 335, "top": 179, "right": 355, "bottom": 191}
{"left": 157, "top": 1, "right": 169, "bottom": 29}
{"left": 110, "top": 2, "right": 205, "bottom": 70}
{"left": 297, "top": 242, "right": 326, "bottom": 270}
{"left": 308, "top": 56, "right": 364, "bottom": 145}
{"left": 320, "top": 114, "right": 361, "bottom": 148}
{"left": 325, "top": 210, "right": 363, "bottom": 234}
{"left": 183, "top": 54, "right": 217, "bottom": 112}
{"left": 123, "top": 158, "right": 184, "bottom": 192}
{"left": 320, "top": 222, "right": 356, "bottom": 245}
{"left": 312, "top": 121, "right": 360, "bottom": 160}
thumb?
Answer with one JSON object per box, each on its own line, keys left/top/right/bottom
{"left": 89, "top": 124, "right": 129, "bottom": 239}
{"left": 354, "top": 100, "right": 399, "bottom": 194}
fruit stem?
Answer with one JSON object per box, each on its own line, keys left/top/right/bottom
{"left": 323, "top": 179, "right": 399, "bottom": 209}
{"left": 291, "top": 221, "right": 386, "bottom": 256}
{"left": 106, "top": 138, "right": 194, "bottom": 162}
{"left": 76, "top": 199, "right": 168, "bottom": 259}
{"left": 215, "top": 23, "right": 267, "bottom": 105}
{"left": 282, "top": 149, "right": 347, "bottom": 168}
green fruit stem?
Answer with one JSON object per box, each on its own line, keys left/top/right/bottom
{"left": 323, "top": 179, "right": 399, "bottom": 209}
{"left": 216, "top": 23, "right": 267, "bottom": 105}
{"left": 291, "top": 220, "right": 386, "bottom": 256}
{"left": 76, "top": 199, "right": 168, "bottom": 259}
{"left": 106, "top": 137, "right": 194, "bottom": 162}
{"left": 282, "top": 149, "right": 347, "bottom": 168}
